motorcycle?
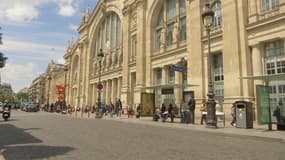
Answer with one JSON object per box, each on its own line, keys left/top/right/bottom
{"left": 0, "top": 105, "right": 11, "bottom": 121}
{"left": 2, "top": 106, "right": 11, "bottom": 121}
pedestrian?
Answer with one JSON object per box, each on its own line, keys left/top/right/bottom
{"left": 188, "top": 95, "right": 196, "bottom": 124}
{"left": 168, "top": 103, "right": 174, "bottom": 123}
{"left": 115, "top": 98, "right": 122, "bottom": 118}
{"left": 110, "top": 102, "right": 114, "bottom": 118}
{"left": 180, "top": 100, "right": 188, "bottom": 123}
{"left": 273, "top": 101, "right": 282, "bottom": 124}
{"left": 230, "top": 104, "right": 236, "bottom": 126}
{"left": 136, "top": 104, "right": 141, "bottom": 118}
{"left": 127, "top": 105, "right": 133, "bottom": 118}
{"left": 160, "top": 103, "right": 166, "bottom": 120}
{"left": 200, "top": 100, "right": 207, "bottom": 125}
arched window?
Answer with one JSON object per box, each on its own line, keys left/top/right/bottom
{"left": 95, "top": 12, "right": 122, "bottom": 56}
{"left": 155, "top": 0, "right": 187, "bottom": 49}
{"left": 212, "top": 1, "right": 222, "bottom": 28}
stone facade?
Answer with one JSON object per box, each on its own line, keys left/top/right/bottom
{"left": 58, "top": 0, "right": 285, "bottom": 121}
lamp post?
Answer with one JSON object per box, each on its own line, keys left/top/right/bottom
{"left": 202, "top": 3, "right": 217, "bottom": 128}
{"left": 63, "top": 65, "right": 68, "bottom": 110}
{"left": 47, "top": 75, "right": 52, "bottom": 107}
{"left": 97, "top": 49, "right": 104, "bottom": 116}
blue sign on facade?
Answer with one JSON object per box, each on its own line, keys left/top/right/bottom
{"left": 170, "top": 65, "right": 186, "bottom": 72}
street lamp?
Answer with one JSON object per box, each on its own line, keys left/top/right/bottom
{"left": 202, "top": 3, "right": 217, "bottom": 128}
{"left": 47, "top": 75, "right": 52, "bottom": 107}
{"left": 63, "top": 65, "right": 68, "bottom": 110}
{"left": 97, "top": 49, "right": 104, "bottom": 116}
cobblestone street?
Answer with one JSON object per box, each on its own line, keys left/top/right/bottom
{"left": 0, "top": 111, "right": 285, "bottom": 160}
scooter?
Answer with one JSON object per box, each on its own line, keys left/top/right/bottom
{"left": 2, "top": 105, "right": 10, "bottom": 121}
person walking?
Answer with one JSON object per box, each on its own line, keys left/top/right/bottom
{"left": 230, "top": 104, "right": 236, "bottom": 126}
{"left": 168, "top": 103, "right": 174, "bottom": 123}
{"left": 180, "top": 100, "right": 188, "bottom": 123}
{"left": 136, "top": 104, "right": 142, "bottom": 118}
{"left": 200, "top": 100, "right": 207, "bottom": 125}
{"left": 116, "top": 98, "right": 122, "bottom": 119}
{"left": 188, "top": 96, "right": 196, "bottom": 124}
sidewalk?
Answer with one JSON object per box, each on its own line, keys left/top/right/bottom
{"left": 66, "top": 112, "right": 285, "bottom": 141}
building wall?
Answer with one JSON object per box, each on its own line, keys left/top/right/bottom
{"left": 63, "top": 0, "right": 285, "bottom": 119}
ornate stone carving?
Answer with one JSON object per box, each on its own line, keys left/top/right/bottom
{"left": 112, "top": 51, "right": 117, "bottom": 66}
{"left": 160, "top": 26, "right": 166, "bottom": 48}
{"left": 130, "top": 12, "right": 137, "bottom": 29}
{"left": 173, "top": 21, "right": 180, "bottom": 43}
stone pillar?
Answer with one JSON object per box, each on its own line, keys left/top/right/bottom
{"left": 111, "top": 78, "right": 117, "bottom": 104}
{"left": 174, "top": 71, "right": 182, "bottom": 107}
{"left": 248, "top": 0, "right": 258, "bottom": 23}
{"left": 161, "top": 66, "right": 168, "bottom": 102}
{"left": 121, "top": 9, "right": 130, "bottom": 107}
{"left": 102, "top": 80, "right": 107, "bottom": 103}
{"left": 223, "top": 0, "right": 242, "bottom": 99}
{"left": 187, "top": 0, "right": 204, "bottom": 100}
{"left": 252, "top": 43, "right": 264, "bottom": 99}
{"left": 117, "top": 77, "right": 122, "bottom": 99}
{"left": 106, "top": 80, "right": 110, "bottom": 104}
{"left": 134, "top": 1, "right": 146, "bottom": 105}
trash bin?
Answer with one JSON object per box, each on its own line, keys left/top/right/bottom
{"left": 235, "top": 101, "right": 253, "bottom": 129}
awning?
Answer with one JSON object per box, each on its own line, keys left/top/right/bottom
{"left": 240, "top": 73, "right": 285, "bottom": 81}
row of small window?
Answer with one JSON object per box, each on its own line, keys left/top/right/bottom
{"left": 268, "top": 84, "right": 285, "bottom": 94}
{"left": 261, "top": 0, "right": 280, "bottom": 12}
{"left": 266, "top": 60, "right": 285, "bottom": 75}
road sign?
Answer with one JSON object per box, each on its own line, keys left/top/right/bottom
{"left": 97, "top": 83, "right": 103, "bottom": 90}
{"left": 170, "top": 65, "right": 186, "bottom": 72}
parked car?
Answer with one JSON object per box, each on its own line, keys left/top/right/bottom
{"left": 25, "top": 103, "right": 39, "bottom": 112}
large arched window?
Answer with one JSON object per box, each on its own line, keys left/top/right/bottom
{"left": 212, "top": 1, "right": 222, "bottom": 28}
{"left": 155, "top": 0, "right": 187, "bottom": 49}
{"left": 95, "top": 12, "right": 122, "bottom": 56}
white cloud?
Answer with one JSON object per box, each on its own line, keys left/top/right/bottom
{"left": 5, "top": 4, "right": 39, "bottom": 23}
{"left": 58, "top": 5, "right": 76, "bottom": 17}
{"left": 68, "top": 24, "right": 78, "bottom": 31}
{"left": 2, "top": 38, "right": 66, "bottom": 60}
{"left": 0, "top": 0, "right": 78, "bottom": 23}
{"left": 1, "top": 63, "right": 38, "bottom": 93}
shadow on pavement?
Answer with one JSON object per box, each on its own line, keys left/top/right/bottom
{"left": 0, "top": 124, "right": 75, "bottom": 159}
{"left": 4, "top": 145, "right": 74, "bottom": 160}
{"left": 0, "top": 124, "right": 42, "bottom": 146}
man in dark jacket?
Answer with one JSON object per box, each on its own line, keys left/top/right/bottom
{"left": 188, "top": 96, "right": 196, "bottom": 124}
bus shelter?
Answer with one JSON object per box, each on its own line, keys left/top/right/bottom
{"left": 241, "top": 73, "right": 285, "bottom": 130}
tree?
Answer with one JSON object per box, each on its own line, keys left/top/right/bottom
{"left": 16, "top": 92, "right": 29, "bottom": 104}
{"left": 0, "top": 52, "right": 8, "bottom": 68}
{"left": 0, "top": 90, "right": 15, "bottom": 103}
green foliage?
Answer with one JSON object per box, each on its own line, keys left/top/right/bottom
{"left": 0, "top": 52, "right": 8, "bottom": 68}
{"left": 16, "top": 92, "right": 29, "bottom": 103}
{"left": 0, "top": 90, "right": 14, "bottom": 103}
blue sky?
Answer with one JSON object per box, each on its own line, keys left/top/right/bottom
{"left": 0, "top": 0, "right": 98, "bottom": 92}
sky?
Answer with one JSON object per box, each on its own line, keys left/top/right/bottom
{"left": 0, "top": 0, "right": 99, "bottom": 93}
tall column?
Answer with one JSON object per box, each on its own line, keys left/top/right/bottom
{"left": 248, "top": 0, "right": 258, "bottom": 23}
{"left": 117, "top": 77, "right": 122, "bottom": 99}
{"left": 252, "top": 43, "right": 263, "bottom": 77}
{"left": 111, "top": 78, "right": 116, "bottom": 104}
{"left": 102, "top": 81, "right": 107, "bottom": 103}
{"left": 121, "top": 7, "right": 130, "bottom": 107}
{"left": 187, "top": 0, "right": 204, "bottom": 101}
{"left": 136, "top": 1, "right": 146, "bottom": 90}
{"left": 174, "top": 71, "right": 182, "bottom": 107}
{"left": 105, "top": 80, "right": 110, "bottom": 104}
{"left": 161, "top": 66, "right": 168, "bottom": 102}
